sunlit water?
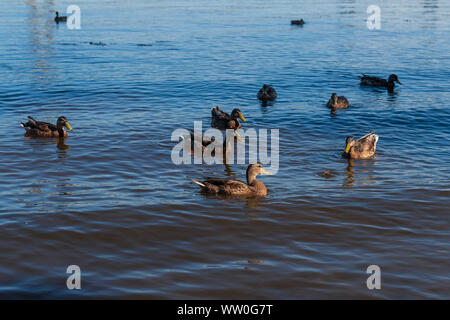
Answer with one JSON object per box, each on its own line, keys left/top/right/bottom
{"left": 0, "top": 0, "right": 449, "bottom": 299}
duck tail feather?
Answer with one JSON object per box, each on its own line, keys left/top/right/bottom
{"left": 192, "top": 179, "right": 205, "bottom": 187}
{"left": 27, "top": 116, "right": 37, "bottom": 125}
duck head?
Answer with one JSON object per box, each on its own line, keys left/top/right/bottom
{"left": 344, "top": 136, "right": 355, "bottom": 154}
{"left": 388, "top": 74, "right": 401, "bottom": 85}
{"left": 230, "top": 108, "right": 247, "bottom": 122}
{"left": 246, "top": 163, "right": 273, "bottom": 184}
{"left": 331, "top": 93, "right": 338, "bottom": 103}
{"left": 259, "top": 84, "right": 277, "bottom": 100}
{"left": 57, "top": 116, "right": 72, "bottom": 131}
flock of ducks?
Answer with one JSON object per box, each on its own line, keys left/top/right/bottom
{"left": 24, "top": 15, "right": 401, "bottom": 198}
{"left": 20, "top": 74, "right": 397, "bottom": 198}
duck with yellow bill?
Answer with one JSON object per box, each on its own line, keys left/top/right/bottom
{"left": 21, "top": 116, "right": 72, "bottom": 138}
{"left": 343, "top": 131, "right": 379, "bottom": 159}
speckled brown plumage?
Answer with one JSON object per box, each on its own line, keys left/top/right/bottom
{"left": 193, "top": 163, "right": 272, "bottom": 197}
{"left": 343, "top": 131, "right": 379, "bottom": 159}
{"left": 327, "top": 93, "right": 349, "bottom": 110}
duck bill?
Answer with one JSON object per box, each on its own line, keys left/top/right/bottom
{"left": 261, "top": 168, "right": 273, "bottom": 175}
{"left": 344, "top": 144, "right": 351, "bottom": 153}
{"left": 396, "top": 80, "right": 402, "bottom": 85}
{"left": 65, "top": 122, "right": 73, "bottom": 131}
{"left": 239, "top": 112, "right": 247, "bottom": 122}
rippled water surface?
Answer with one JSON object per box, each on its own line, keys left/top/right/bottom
{"left": 0, "top": 0, "right": 449, "bottom": 299}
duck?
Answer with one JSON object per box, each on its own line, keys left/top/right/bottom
{"left": 327, "top": 93, "right": 349, "bottom": 111}
{"left": 54, "top": 11, "right": 67, "bottom": 23}
{"left": 21, "top": 116, "right": 72, "bottom": 137}
{"left": 343, "top": 131, "right": 379, "bottom": 159}
{"left": 211, "top": 106, "right": 246, "bottom": 130}
{"left": 192, "top": 163, "right": 273, "bottom": 197}
{"left": 291, "top": 19, "right": 305, "bottom": 25}
{"left": 257, "top": 84, "right": 277, "bottom": 101}
{"left": 181, "top": 130, "right": 233, "bottom": 155}
{"left": 360, "top": 74, "right": 401, "bottom": 92}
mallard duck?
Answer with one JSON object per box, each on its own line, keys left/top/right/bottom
{"left": 192, "top": 163, "right": 273, "bottom": 197}
{"left": 211, "top": 106, "right": 246, "bottom": 130}
{"left": 327, "top": 93, "right": 349, "bottom": 111}
{"left": 343, "top": 131, "right": 379, "bottom": 159}
{"left": 291, "top": 19, "right": 305, "bottom": 25}
{"left": 54, "top": 11, "right": 67, "bottom": 23}
{"left": 360, "top": 74, "right": 401, "bottom": 92}
{"left": 21, "top": 116, "right": 72, "bottom": 137}
{"left": 257, "top": 84, "right": 277, "bottom": 101}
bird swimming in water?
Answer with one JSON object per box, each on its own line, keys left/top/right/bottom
{"left": 360, "top": 74, "right": 401, "bottom": 93}
{"left": 192, "top": 163, "right": 273, "bottom": 197}
{"left": 180, "top": 130, "right": 234, "bottom": 156}
{"left": 21, "top": 116, "right": 72, "bottom": 137}
{"left": 291, "top": 19, "right": 305, "bottom": 25}
{"left": 327, "top": 93, "right": 349, "bottom": 112}
{"left": 211, "top": 106, "right": 246, "bottom": 130}
{"left": 257, "top": 84, "right": 277, "bottom": 101}
{"left": 343, "top": 131, "right": 379, "bottom": 159}
{"left": 54, "top": 11, "right": 67, "bottom": 23}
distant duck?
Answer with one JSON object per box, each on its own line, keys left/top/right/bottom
{"left": 257, "top": 84, "right": 277, "bottom": 101}
{"left": 21, "top": 116, "right": 72, "bottom": 138}
{"left": 54, "top": 11, "right": 67, "bottom": 23}
{"left": 181, "top": 130, "right": 232, "bottom": 155}
{"left": 291, "top": 19, "right": 305, "bottom": 25}
{"left": 192, "top": 163, "right": 273, "bottom": 197}
{"left": 343, "top": 131, "right": 379, "bottom": 159}
{"left": 211, "top": 106, "right": 246, "bottom": 130}
{"left": 360, "top": 74, "right": 401, "bottom": 93}
{"left": 327, "top": 93, "right": 349, "bottom": 111}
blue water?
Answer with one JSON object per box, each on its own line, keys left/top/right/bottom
{"left": 0, "top": 0, "right": 449, "bottom": 298}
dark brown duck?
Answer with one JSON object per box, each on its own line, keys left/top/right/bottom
{"left": 211, "top": 106, "right": 246, "bottom": 130}
{"left": 360, "top": 74, "right": 401, "bottom": 93}
{"left": 21, "top": 116, "right": 72, "bottom": 137}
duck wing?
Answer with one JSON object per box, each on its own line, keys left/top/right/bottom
{"left": 204, "top": 178, "right": 252, "bottom": 195}
{"left": 22, "top": 116, "right": 56, "bottom": 132}
{"left": 360, "top": 75, "right": 387, "bottom": 86}
{"left": 211, "top": 106, "right": 231, "bottom": 120}
{"left": 354, "top": 132, "right": 379, "bottom": 155}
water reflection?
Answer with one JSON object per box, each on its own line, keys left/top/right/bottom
{"left": 343, "top": 158, "right": 377, "bottom": 187}
{"left": 56, "top": 137, "right": 71, "bottom": 158}
{"left": 344, "top": 159, "right": 355, "bottom": 187}
{"left": 26, "top": 0, "right": 56, "bottom": 88}
{"left": 23, "top": 136, "right": 71, "bottom": 156}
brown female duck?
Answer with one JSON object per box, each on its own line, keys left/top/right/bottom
{"left": 360, "top": 74, "right": 401, "bottom": 93}
{"left": 343, "top": 131, "right": 379, "bottom": 159}
{"left": 21, "top": 116, "right": 72, "bottom": 137}
{"left": 192, "top": 163, "right": 272, "bottom": 197}
{"left": 327, "top": 93, "right": 349, "bottom": 112}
